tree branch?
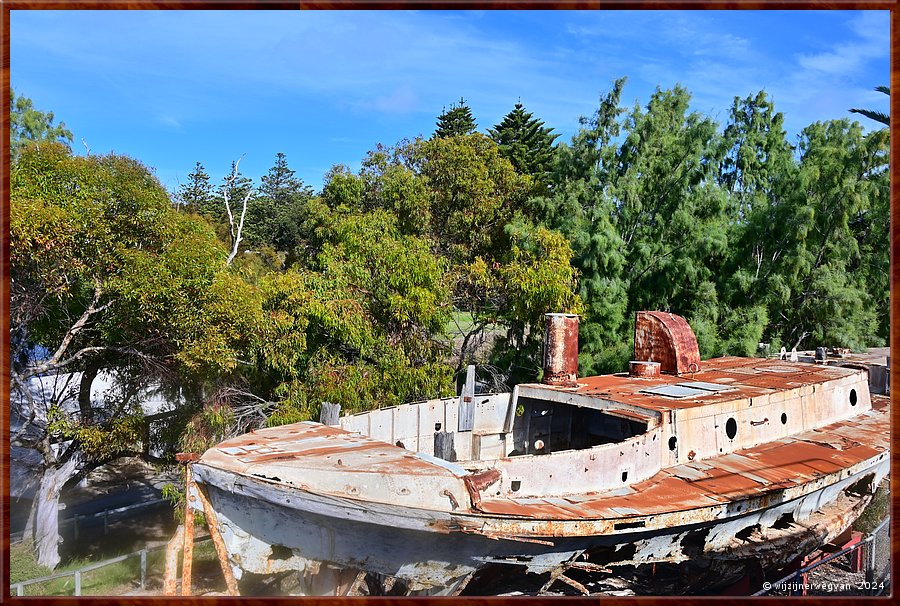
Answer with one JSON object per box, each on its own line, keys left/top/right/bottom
{"left": 218, "top": 156, "right": 255, "bottom": 266}
{"left": 25, "top": 285, "right": 115, "bottom": 379}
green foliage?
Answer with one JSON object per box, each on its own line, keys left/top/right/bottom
{"left": 242, "top": 152, "right": 315, "bottom": 255}
{"left": 414, "top": 133, "right": 534, "bottom": 264}
{"left": 10, "top": 88, "right": 73, "bottom": 163}
{"left": 536, "top": 79, "right": 887, "bottom": 374}
{"left": 434, "top": 97, "right": 477, "bottom": 138}
{"left": 850, "top": 85, "right": 890, "bottom": 126}
{"left": 11, "top": 143, "right": 264, "bottom": 556}
{"left": 179, "top": 401, "right": 236, "bottom": 453}
{"left": 176, "top": 162, "right": 215, "bottom": 216}
{"left": 488, "top": 102, "right": 559, "bottom": 185}
{"left": 315, "top": 134, "right": 582, "bottom": 383}
{"left": 259, "top": 210, "right": 455, "bottom": 423}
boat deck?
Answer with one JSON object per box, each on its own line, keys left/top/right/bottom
{"left": 476, "top": 395, "right": 889, "bottom": 520}
{"left": 522, "top": 356, "right": 866, "bottom": 411}
{"left": 198, "top": 395, "right": 888, "bottom": 523}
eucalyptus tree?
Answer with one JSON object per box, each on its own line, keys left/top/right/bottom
{"left": 528, "top": 78, "right": 631, "bottom": 374}
{"left": 9, "top": 88, "right": 73, "bottom": 163}
{"left": 11, "top": 142, "right": 263, "bottom": 568}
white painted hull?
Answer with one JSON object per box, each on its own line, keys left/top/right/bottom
{"left": 195, "top": 453, "right": 888, "bottom": 594}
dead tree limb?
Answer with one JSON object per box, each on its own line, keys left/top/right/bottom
{"left": 218, "top": 156, "right": 255, "bottom": 266}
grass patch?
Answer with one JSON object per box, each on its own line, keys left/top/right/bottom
{"left": 853, "top": 478, "right": 890, "bottom": 535}
{"left": 446, "top": 310, "right": 478, "bottom": 336}
{"left": 12, "top": 538, "right": 220, "bottom": 596}
{"left": 10, "top": 541, "right": 52, "bottom": 585}
{"left": 445, "top": 310, "right": 507, "bottom": 341}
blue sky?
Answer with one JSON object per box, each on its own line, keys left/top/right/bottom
{"left": 11, "top": 10, "right": 890, "bottom": 193}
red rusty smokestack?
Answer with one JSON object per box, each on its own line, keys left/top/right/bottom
{"left": 634, "top": 311, "right": 701, "bottom": 375}
{"left": 543, "top": 313, "right": 579, "bottom": 386}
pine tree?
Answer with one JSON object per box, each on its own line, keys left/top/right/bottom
{"left": 250, "top": 152, "right": 315, "bottom": 253}
{"left": 260, "top": 152, "right": 309, "bottom": 204}
{"left": 434, "top": 98, "right": 477, "bottom": 138}
{"left": 488, "top": 102, "right": 559, "bottom": 182}
{"left": 176, "top": 161, "right": 215, "bottom": 216}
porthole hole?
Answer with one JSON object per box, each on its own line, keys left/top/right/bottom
{"left": 668, "top": 436, "right": 677, "bottom": 451}
{"left": 621, "top": 471, "right": 628, "bottom": 482}
{"left": 510, "top": 480, "right": 521, "bottom": 492}
{"left": 434, "top": 422, "right": 442, "bottom": 431}
{"left": 850, "top": 389, "right": 858, "bottom": 406}
{"left": 725, "top": 418, "right": 737, "bottom": 440}
{"left": 781, "top": 413, "right": 787, "bottom": 425}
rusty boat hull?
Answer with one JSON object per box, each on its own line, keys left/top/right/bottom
{"left": 193, "top": 313, "right": 890, "bottom": 595}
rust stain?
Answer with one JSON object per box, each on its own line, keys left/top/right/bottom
{"left": 634, "top": 311, "right": 702, "bottom": 375}
{"left": 475, "top": 403, "right": 888, "bottom": 523}
{"left": 543, "top": 313, "right": 579, "bottom": 386}
{"left": 528, "top": 356, "right": 863, "bottom": 413}
{"left": 629, "top": 361, "right": 661, "bottom": 378}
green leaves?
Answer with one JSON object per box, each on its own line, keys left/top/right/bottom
{"left": 10, "top": 89, "right": 73, "bottom": 163}
{"left": 258, "top": 210, "right": 454, "bottom": 422}
{"left": 537, "top": 79, "right": 888, "bottom": 370}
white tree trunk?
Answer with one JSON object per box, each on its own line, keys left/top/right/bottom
{"left": 23, "top": 496, "right": 37, "bottom": 539}
{"left": 33, "top": 454, "right": 82, "bottom": 569}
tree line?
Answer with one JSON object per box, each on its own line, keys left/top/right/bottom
{"left": 9, "top": 79, "right": 888, "bottom": 567}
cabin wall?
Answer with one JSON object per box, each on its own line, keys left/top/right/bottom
{"left": 663, "top": 372, "right": 871, "bottom": 465}
{"left": 338, "top": 394, "right": 514, "bottom": 461}
{"left": 494, "top": 426, "right": 662, "bottom": 498}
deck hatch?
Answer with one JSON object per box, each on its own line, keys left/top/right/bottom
{"left": 674, "top": 381, "right": 734, "bottom": 393}
{"left": 639, "top": 385, "right": 709, "bottom": 398}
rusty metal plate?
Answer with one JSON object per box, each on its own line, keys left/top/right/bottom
{"left": 477, "top": 403, "right": 888, "bottom": 521}
{"left": 634, "top": 311, "right": 702, "bottom": 375}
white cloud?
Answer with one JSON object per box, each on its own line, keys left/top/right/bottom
{"left": 356, "top": 85, "right": 420, "bottom": 114}
{"left": 796, "top": 11, "right": 888, "bottom": 76}
{"left": 159, "top": 115, "right": 181, "bottom": 129}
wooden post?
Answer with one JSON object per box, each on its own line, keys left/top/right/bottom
{"left": 195, "top": 482, "right": 240, "bottom": 596}
{"left": 182, "top": 464, "right": 195, "bottom": 596}
{"left": 163, "top": 525, "right": 184, "bottom": 596}
{"left": 15, "top": 584, "right": 23, "bottom": 596}
{"left": 176, "top": 452, "right": 200, "bottom": 596}
{"left": 434, "top": 431, "right": 455, "bottom": 462}
{"left": 74, "top": 570, "right": 82, "bottom": 596}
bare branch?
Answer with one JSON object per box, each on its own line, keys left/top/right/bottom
{"left": 216, "top": 156, "right": 255, "bottom": 267}
{"left": 29, "top": 284, "right": 115, "bottom": 379}
{"left": 24, "top": 345, "right": 159, "bottom": 380}
{"left": 226, "top": 188, "right": 253, "bottom": 266}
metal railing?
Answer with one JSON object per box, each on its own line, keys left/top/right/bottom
{"left": 11, "top": 537, "right": 211, "bottom": 596}
{"left": 11, "top": 498, "right": 167, "bottom": 545}
{"left": 754, "top": 517, "right": 890, "bottom": 596}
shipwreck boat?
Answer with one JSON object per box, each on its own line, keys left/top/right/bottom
{"left": 190, "top": 312, "right": 890, "bottom": 595}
